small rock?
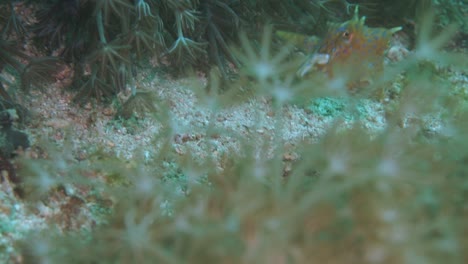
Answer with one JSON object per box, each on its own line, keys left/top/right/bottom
{"left": 84, "top": 102, "right": 93, "bottom": 110}
{"left": 387, "top": 46, "right": 410, "bottom": 62}
{"left": 102, "top": 108, "right": 115, "bottom": 116}
{"left": 283, "top": 152, "right": 298, "bottom": 161}
{"left": 46, "top": 118, "right": 70, "bottom": 129}
{"left": 283, "top": 163, "right": 293, "bottom": 177}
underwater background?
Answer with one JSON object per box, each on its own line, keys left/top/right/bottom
{"left": 1, "top": 0, "right": 468, "bottom": 263}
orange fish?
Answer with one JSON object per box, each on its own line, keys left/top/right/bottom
{"left": 298, "top": 6, "right": 402, "bottom": 83}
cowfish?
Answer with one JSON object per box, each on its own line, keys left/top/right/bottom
{"left": 297, "top": 6, "right": 402, "bottom": 84}
{"left": 275, "top": 30, "right": 321, "bottom": 53}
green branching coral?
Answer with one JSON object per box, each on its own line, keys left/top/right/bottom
{"left": 13, "top": 0, "right": 365, "bottom": 103}
{"left": 0, "top": 8, "right": 61, "bottom": 117}
{"left": 1, "top": 1, "right": 468, "bottom": 262}
{"left": 197, "top": 0, "right": 240, "bottom": 76}
{"left": 18, "top": 114, "right": 468, "bottom": 263}
{"left": 0, "top": 1, "right": 28, "bottom": 38}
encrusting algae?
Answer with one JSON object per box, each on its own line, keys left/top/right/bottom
{"left": 295, "top": 6, "right": 402, "bottom": 88}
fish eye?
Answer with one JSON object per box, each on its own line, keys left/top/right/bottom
{"left": 342, "top": 31, "right": 350, "bottom": 38}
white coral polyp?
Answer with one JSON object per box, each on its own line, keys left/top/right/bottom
{"left": 254, "top": 62, "right": 274, "bottom": 81}
{"left": 272, "top": 85, "right": 293, "bottom": 105}
{"left": 377, "top": 157, "right": 399, "bottom": 178}
{"left": 328, "top": 155, "right": 348, "bottom": 176}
